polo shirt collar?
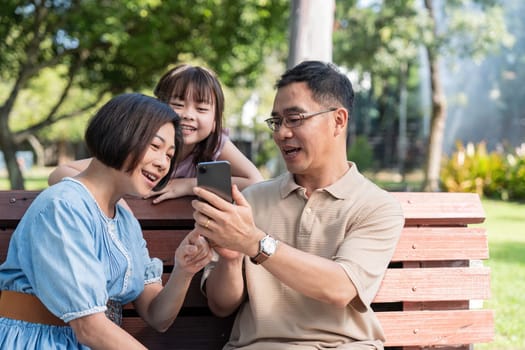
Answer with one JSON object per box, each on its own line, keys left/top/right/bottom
{"left": 278, "top": 162, "right": 362, "bottom": 200}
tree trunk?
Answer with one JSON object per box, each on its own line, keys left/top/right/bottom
{"left": 288, "top": 0, "right": 334, "bottom": 68}
{"left": 276, "top": 0, "right": 335, "bottom": 176}
{"left": 398, "top": 62, "right": 408, "bottom": 181}
{"left": 421, "top": 0, "right": 447, "bottom": 192}
{"left": 26, "top": 134, "right": 45, "bottom": 167}
{"left": 0, "top": 109, "right": 24, "bottom": 189}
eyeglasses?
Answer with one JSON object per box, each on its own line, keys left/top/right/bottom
{"left": 265, "top": 107, "right": 337, "bottom": 132}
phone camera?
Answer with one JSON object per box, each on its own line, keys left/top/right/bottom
{"left": 198, "top": 166, "right": 207, "bottom": 174}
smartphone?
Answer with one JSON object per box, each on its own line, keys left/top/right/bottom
{"left": 196, "top": 160, "right": 233, "bottom": 203}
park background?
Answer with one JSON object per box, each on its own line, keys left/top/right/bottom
{"left": 0, "top": 1, "right": 524, "bottom": 348}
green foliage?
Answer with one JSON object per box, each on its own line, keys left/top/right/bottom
{"left": 0, "top": 0, "right": 289, "bottom": 188}
{"left": 333, "top": 0, "right": 512, "bottom": 177}
{"left": 347, "top": 135, "right": 375, "bottom": 172}
{"left": 0, "top": 0, "right": 289, "bottom": 134}
{"left": 441, "top": 142, "right": 525, "bottom": 201}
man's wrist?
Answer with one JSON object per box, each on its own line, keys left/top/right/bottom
{"left": 250, "top": 234, "right": 279, "bottom": 265}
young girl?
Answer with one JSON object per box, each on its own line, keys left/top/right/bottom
{"left": 0, "top": 93, "right": 213, "bottom": 349}
{"left": 48, "top": 64, "right": 263, "bottom": 203}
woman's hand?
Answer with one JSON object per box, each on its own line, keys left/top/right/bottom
{"left": 174, "top": 229, "right": 213, "bottom": 275}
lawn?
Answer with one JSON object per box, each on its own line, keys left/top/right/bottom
{"left": 0, "top": 166, "right": 52, "bottom": 190}
{"left": 1, "top": 168, "right": 524, "bottom": 348}
{"left": 476, "top": 199, "right": 525, "bottom": 350}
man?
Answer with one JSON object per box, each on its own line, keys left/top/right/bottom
{"left": 192, "top": 60, "right": 404, "bottom": 349}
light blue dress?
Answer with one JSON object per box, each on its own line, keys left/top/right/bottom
{"left": 0, "top": 178, "right": 163, "bottom": 349}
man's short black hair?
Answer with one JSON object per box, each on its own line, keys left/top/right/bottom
{"left": 276, "top": 61, "right": 354, "bottom": 117}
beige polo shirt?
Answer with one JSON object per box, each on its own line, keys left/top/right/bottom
{"left": 218, "top": 162, "right": 404, "bottom": 349}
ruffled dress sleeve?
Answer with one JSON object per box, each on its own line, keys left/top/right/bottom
{"left": 18, "top": 198, "right": 109, "bottom": 323}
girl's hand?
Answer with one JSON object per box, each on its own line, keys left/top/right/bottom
{"left": 174, "top": 229, "right": 213, "bottom": 275}
{"left": 145, "top": 178, "right": 196, "bottom": 203}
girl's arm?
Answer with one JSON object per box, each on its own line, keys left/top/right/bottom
{"left": 148, "top": 139, "right": 263, "bottom": 204}
{"left": 146, "top": 177, "right": 196, "bottom": 203}
{"left": 218, "top": 139, "right": 264, "bottom": 190}
{"left": 48, "top": 158, "right": 93, "bottom": 185}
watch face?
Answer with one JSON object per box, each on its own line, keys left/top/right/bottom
{"left": 261, "top": 236, "right": 277, "bottom": 255}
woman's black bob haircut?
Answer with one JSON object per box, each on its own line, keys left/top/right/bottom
{"left": 84, "top": 93, "right": 182, "bottom": 191}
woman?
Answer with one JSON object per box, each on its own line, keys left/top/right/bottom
{"left": 0, "top": 93, "right": 213, "bottom": 349}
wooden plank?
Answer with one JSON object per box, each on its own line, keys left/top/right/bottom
{"left": 0, "top": 229, "right": 13, "bottom": 262}
{"left": 122, "top": 315, "right": 234, "bottom": 350}
{"left": 126, "top": 196, "right": 195, "bottom": 228}
{"left": 143, "top": 230, "right": 189, "bottom": 264}
{"left": 392, "top": 227, "right": 488, "bottom": 261}
{"left": 392, "top": 192, "right": 485, "bottom": 226}
{"left": 155, "top": 267, "right": 491, "bottom": 306}
{"left": 123, "top": 272, "right": 207, "bottom": 310}
{"left": 375, "top": 267, "right": 491, "bottom": 302}
{"left": 403, "top": 300, "right": 469, "bottom": 311}
{"left": 379, "top": 309, "right": 494, "bottom": 346}
{"left": 123, "top": 310, "right": 495, "bottom": 349}
{"left": 0, "top": 191, "right": 40, "bottom": 227}
{"left": 0, "top": 191, "right": 487, "bottom": 227}
{"left": 0, "top": 191, "right": 195, "bottom": 229}
{"left": 402, "top": 346, "right": 469, "bottom": 350}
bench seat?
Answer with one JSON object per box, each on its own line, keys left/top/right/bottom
{"left": 0, "top": 190, "right": 494, "bottom": 349}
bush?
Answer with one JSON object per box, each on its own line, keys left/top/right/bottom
{"left": 347, "top": 135, "right": 375, "bottom": 171}
{"left": 441, "top": 142, "right": 525, "bottom": 201}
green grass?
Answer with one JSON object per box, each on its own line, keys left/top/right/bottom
{"left": 1, "top": 169, "right": 524, "bottom": 348}
{"left": 476, "top": 199, "right": 525, "bottom": 350}
{"left": 0, "top": 167, "right": 51, "bottom": 190}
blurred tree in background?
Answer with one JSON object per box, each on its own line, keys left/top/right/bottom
{"left": 0, "top": 0, "right": 288, "bottom": 189}
{"left": 333, "top": 0, "right": 514, "bottom": 191}
{"left": 1, "top": 0, "right": 523, "bottom": 194}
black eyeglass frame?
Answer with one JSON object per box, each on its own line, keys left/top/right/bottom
{"left": 264, "top": 107, "right": 337, "bottom": 132}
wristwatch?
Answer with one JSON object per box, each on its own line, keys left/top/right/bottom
{"left": 250, "top": 234, "right": 278, "bottom": 265}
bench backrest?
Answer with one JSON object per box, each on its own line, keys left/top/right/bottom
{"left": 0, "top": 191, "right": 494, "bottom": 349}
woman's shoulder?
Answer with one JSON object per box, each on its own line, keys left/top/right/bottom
{"left": 30, "top": 179, "right": 96, "bottom": 216}
{"left": 41, "top": 178, "right": 90, "bottom": 201}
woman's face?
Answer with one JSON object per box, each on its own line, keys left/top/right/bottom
{"left": 168, "top": 90, "right": 216, "bottom": 150}
{"left": 129, "top": 122, "right": 176, "bottom": 196}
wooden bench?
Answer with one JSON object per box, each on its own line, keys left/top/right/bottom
{"left": 0, "top": 190, "right": 494, "bottom": 349}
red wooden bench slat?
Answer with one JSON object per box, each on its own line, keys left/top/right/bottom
{"left": 392, "top": 192, "right": 486, "bottom": 225}
{"left": 378, "top": 309, "right": 494, "bottom": 346}
{"left": 375, "top": 267, "right": 491, "bottom": 302}
{"left": 392, "top": 227, "right": 489, "bottom": 261}
{"left": 142, "top": 230, "right": 188, "bottom": 264}
{"left": 122, "top": 315, "right": 234, "bottom": 349}
{"left": 0, "top": 229, "right": 12, "bottom": 262}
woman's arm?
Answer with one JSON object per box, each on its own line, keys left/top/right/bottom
{"left": 218, "top": 139, "right": 264, "bottom": 190}
{"left": 69, "top": 312, "right": 146, "bottom": 349}
{"left": 133, "top": 230, "right": 213, "bottom": 332}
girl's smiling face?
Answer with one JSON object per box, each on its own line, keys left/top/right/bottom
{"left": 169, "top": 87, "right": 216, "bottom": 150}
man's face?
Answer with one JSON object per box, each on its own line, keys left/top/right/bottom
{"left": 271, "top": 82, "right": 337, "bottom": 177}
